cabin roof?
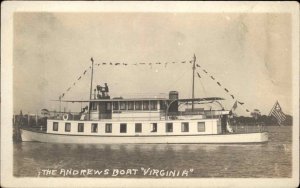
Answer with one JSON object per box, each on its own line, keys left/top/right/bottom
{"left": 52, "top": 97, "right": 224, "bottom": 103}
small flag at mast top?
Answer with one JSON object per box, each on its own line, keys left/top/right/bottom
{"left": 91, "top": 57, "right": 94, "bottom": 62}
{"left": 269, "top": 101, "right": 286, "bottom": 125}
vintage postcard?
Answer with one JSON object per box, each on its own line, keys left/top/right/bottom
{"left": 1, "top": 1, "right": 299, "bottom": 187}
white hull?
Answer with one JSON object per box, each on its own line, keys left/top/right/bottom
{"left": 21, "top": 129, "right": 268, "bottom": 144}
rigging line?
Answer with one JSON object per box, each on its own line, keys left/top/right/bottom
{"left": 165, "top": 66, "right": 191, "bottom": 92}
{"left": 61, "top": 65, "right": 91, "bottom": 98}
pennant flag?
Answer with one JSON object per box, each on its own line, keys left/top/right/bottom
{"left": 124, "top": 63, "right": 127, "bottom": 66}
{"left": 115, "top": 63, "right": 120, "bottom": 65}
{"left": 238, "top": 101, "right": 244, "bottom": 105}
{"left": 224, "top": 88, "right": 229, "bottom": 92}
{"left": 73, "top": 82, "right": 76, "bottom": 86}
{"left": 91, "top": 57, "right": 94, "bottom": 62}
{"left": 189, "top": 61, "right": 192, "bottom": 64}
{"left": 172, "top": 62, "right": 176, "bottom": 64}
{"left": 203, "top": 70, "right": 208, "bottom": 73}
{"left": 232, "top": 101, "right": 238, "bottom": 111}
{"left": 134, "top": 63, "right": 137, "bottom": 66}
{"left": 181, "top": 61, "right": 186, "bottom": 64}
{"left": 62, "top": 93, "right": 65, "bottom": 97}
{"left": 230, "top": 94, "right": 235, "bottom": 99}
{"left": 102, "top": 63, "right": 106, "bottom": 65}
{"left": 67, "top": 87, "right": 71, "bottom": 91}
{"left": 149, "top": 63, "right": 152, "bottom": 65}
{"left": 210, "top": 76, "right": 215, "bottom": 80}
{"left": 78, "top": 76, "right": 81, "bottom": 80}
{"left": 110, "top": 62, "right": 113, "bottom": 65}
{"left": 269, "top": 101, "right": 286, "bottom": 125}
{"left": 196, "top": 64, "right": 200, "bottom": 68}
{"left": 217, "top": 82, "right": 221, "bottom": 86}
{"left": 83, "top": 70, "right": 87, "bottom": 75}
{"left": 197, "top": 72, "right": 201, "bottom": 78}
{"left": 97, "top": 63, "right": 100, "bottom": 66}
{"left": 246, "top": 109, "right": 249, "bottom": 112}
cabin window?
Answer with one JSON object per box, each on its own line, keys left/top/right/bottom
{"left": 166, "top": 123, "right": 173, "bottom": 132}
{"left": 106, "top": 102, "right": 111, "bottom": 110}
{"left": 197, "top": 122, "right": 205, "bottom": 132}
{"left": 120, "top": 123, "right": 127, "bottom": 133}
{"left": 120, "top": 101, "right": 127, "bottom": 110}
{"left": 135, "top": 123, "right": 142, "bottom": 133}
{"left": 151, "top": 123, "right": 157, "bottom": 132}
{"left": 143, "top": 101, "right": 149, "bottom": 110}
{"left": 105, "top": 123, "right": 112, "bottom": 133}
{"left": 128, "top": 101, "right": 134, "bottom": 110}
{"left": 53, "top": 122, "right": 58, "bottom": 131}
{"left": 150, "top": 101, "right": 157, "bottom": 110}
{"left": 78, "top": 123, "right": 84, "bottom": 132}
{"left": 65, "top": 123, "right": 71, "bottom": 132}
{"left": 135, "top": 101, "right": 142, "bottom": 110}
{"left": 91, "top": 123, "right": 98, "bottom": 133}
{"left": 160, "top": 101, "right": 167, "bottom": 110}
{"left": 113, "top": 102, "right": 119, "bottom": 110}
{"left": 181, "top": 122, "right": 189, "bottom": 132}
{"left": 91, "top": 102, "right": 97, "bottom": 111}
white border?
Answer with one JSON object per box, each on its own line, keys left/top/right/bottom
{"left": 1, "top": 1, "right": 299, "bottom": 187}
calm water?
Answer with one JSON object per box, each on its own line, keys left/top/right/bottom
{"left": 14, "top": 126, "right": 292, "bottom": 178}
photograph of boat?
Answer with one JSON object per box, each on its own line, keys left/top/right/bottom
{"left": 20, "top": 56, "right": 268, "bottom": 144}
{"left": 2, "top": 2, "right": 298, "bottom": 187}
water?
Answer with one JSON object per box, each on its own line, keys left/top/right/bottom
{"left": 13, "top": 126, "right": 292, "bottom": 178}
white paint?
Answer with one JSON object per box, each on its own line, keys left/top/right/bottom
{"left": 21, "top": 129, "right": 268, "bottom": 144}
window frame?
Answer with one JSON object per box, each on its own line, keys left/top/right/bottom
{"left": 197, "top": 122, "right": 206, "bottom": 132}
{"left": 128, "top": 101, "right": 134, "bottom": 110}
{"left": 166, "top": 123, "right": 173, "bottom": 133}
{"left": 78, "top": 123, "right": 84, "bottom": 132}
{"left": 91, "top": 123, "right": 98, "bottom": 133}
{"left": 143, "top": 101, "right": 149, "bottom": 110}
{"left": 65, "top": 122, "right": 71, "bottom": 132}
{"left": 105, "top": 123, "right": 112, "bottom": 133}
{"left": 181, "top": 122, "right": 189, "bottom": 132}
{"left": 53, "top": 122, "right": 58, "bottom": 131}
{"left": 151, "top": 123, "right": 157, "bottom": 133}
{"left": 120, "top": 101, "right": 127, "bottom": 110}
{"left": 135, "top": 101, "right": 142, "bottom": 110}
{"left": 135, "top": 123, "right": 142, "bottom": 133}
{"left": 120, "top": 123, "right": 127, "bottom": 133}
{"left": 150, "top": 101, "right": 157, "bottom": 111}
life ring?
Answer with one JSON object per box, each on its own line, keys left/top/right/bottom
{"left": 63, "top": 114, "right": 69, "bottom": 121}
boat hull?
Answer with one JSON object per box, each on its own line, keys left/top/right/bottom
{"left": 21, "top": 129, "right": 268, "bottom": 144}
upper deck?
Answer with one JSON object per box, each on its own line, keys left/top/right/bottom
{"left": 50, "top": 93, "right": 228, "bottom": 122}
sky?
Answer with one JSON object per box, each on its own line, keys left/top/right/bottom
{"left": 13, "top": 13, "right": 292, "bottom": 116}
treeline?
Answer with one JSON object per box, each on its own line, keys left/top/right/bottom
{"left": 232, "top": 114, "right": 293, "bottom": 126}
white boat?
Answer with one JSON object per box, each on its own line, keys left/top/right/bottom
{"left": 20, "top": 56, "right": 268, "bottom": 144}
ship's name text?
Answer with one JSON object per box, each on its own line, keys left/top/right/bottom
{"left": 38, "top": 168, "right": 194, "bottom": 177}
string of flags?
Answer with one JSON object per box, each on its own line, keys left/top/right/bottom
{"left": 193, "top": 62, "right": 252, "bottom": 114}
{"left": 58, "top": 56, "right": 255, "bottom": 115}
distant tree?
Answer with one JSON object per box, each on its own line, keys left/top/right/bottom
{"left": 251, "top": 109, "right": 261, "bottom": 120}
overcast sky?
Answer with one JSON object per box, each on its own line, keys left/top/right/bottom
{"left": 13, "top": 13, "right": 292, "bottom": 115}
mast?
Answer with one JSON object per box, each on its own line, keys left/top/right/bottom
{"left": 192, "top": 54, "right": 196, "bottom": 111}
{"left": 90, "top": 57, "right": 94, "bottom": 100}
{"left": 89, "top": 57, "right": 94, "bottom": 120}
